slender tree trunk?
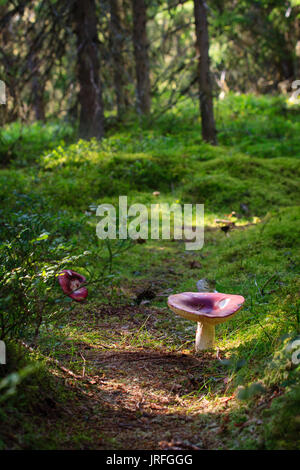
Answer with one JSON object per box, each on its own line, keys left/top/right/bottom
{"left": 193, "top": 0, "right": 217, "bottom": 145}
{"left": 110, "top": 0, "right": 128, "bottom": 119}
{"left": 72, "top": 0, "right": 104, "bottom": 139}
{"left": 131, "top": 0, "right": 151, "bottom": 114}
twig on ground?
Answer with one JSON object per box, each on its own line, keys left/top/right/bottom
{"left": 79, "top": 351, "right": 86, "bottom": 377}
{"left": 19, "top": 341, "right": 99, "bottom": 385}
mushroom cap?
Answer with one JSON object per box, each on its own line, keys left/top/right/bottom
{"left": 58, "top": 269, "right": 88, "bottom": 302}
{"left": 168, "top": 292, "right": 244, "bottom": 325}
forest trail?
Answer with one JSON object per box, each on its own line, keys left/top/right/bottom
{"left": 44, "top": 306, "right": 240, "bottom": 450}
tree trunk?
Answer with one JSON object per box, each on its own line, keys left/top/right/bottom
{"left": 131, "top": 0, "right": 151, "bottom": 114}
{"left": 109, "top": 0, "right": 128, "bottom": 119}
{"left": 193, "top": 0, "right": 217, "bottom": 145}
{"left": 72, "top": 0, "right": 104, "bottom": 139}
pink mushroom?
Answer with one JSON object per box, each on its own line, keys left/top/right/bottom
{"left": 58, "top": 270, "right": 88, "bottom": 302}
{"left": 168, "top": 292, "right": 245, "bottom": 351}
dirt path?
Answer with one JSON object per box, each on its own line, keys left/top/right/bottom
{"left": 45, "top": 309, "right": 236, "bottom": 450}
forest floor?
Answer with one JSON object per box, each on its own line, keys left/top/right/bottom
{"left": 0, "top": 94, "right": 299, "bottom": 450}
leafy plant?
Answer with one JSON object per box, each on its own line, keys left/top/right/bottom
{"left": 0, "top": 209, "right": 87, "bottom": 341}
{"left": 0, "top": 192, "right": 132, "bottom": 342}
{"left": 0, "top": 365, "right": 36, "bottom": 403}
{"left": 0, "top": 121, "right": 74, "bottom": 167}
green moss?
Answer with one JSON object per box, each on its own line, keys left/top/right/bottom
{"left": 0, "top": 94, "right": 299, "bottom": 449}
{"left": 182, "top": 155, "right": 300, "bottom": 213}
{"left": 264, "top": 384, "right": 300, "bottom": 449}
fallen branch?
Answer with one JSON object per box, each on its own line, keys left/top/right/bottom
{"left": 261, "top": 273, "right": 279, "bottom": 295}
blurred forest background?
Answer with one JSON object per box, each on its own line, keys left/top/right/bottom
{"left": 0, "top": 0, "right": 300, "bottom": 451}
{"left": 1, "top": 0, "right": 300, "bottom": 136}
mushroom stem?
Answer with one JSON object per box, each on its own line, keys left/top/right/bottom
{"left": 195, "top": 322, "right": 215, "bottom": 351}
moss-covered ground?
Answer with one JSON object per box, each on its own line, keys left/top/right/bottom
{"left": 0, "top": 94, "right": 299, "bottom": 450}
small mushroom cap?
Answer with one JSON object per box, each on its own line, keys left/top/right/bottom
{"left": 58, "top": 270, "right": 88, "bottom": 302}
{"left": 168, "top": 292, "right": 244, "bottom": 325}
{"left": 68, "top": 287, "right": 88, "bottom": 302}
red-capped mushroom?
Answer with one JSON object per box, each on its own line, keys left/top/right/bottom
{"left": 58, "top": 270, "right": 88, "bottom": 302}
{"left": 167, "top": 292, "right": 245, "bottom": 351}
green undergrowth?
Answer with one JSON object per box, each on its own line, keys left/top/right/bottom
{"left": 0, "top": 121, "right": 74, "bottom": 167}
{"left": 0, "top": 96, "right": 299, "bottom": 216}
{"left": 0, "top": 342, "right": 98, "bottom": 450}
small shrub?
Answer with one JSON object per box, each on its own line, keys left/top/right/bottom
{"left": 0, "top": 209, "right": 88, "bottom": 341}
{"left": 0, "top": 121, "right": 74, "bottom": 167}
{"left": 0, "top": 188, "right": 134, "bottom": 342}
